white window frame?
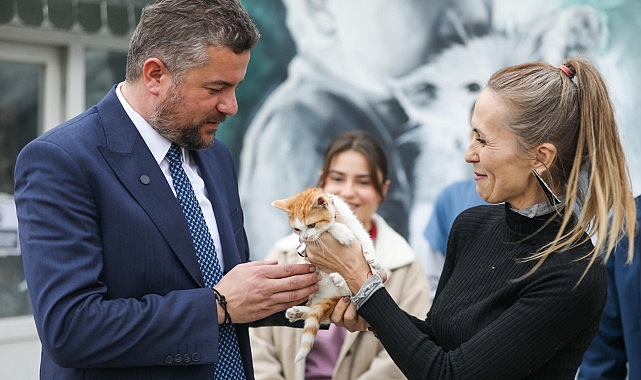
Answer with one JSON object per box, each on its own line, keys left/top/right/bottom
{"left": 0, "top": 23, "right": 129, "bottom": 379}
{"left": 0, "top": 40, "right": 63, "bottom": 132}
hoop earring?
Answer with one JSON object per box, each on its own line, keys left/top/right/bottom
{"left": 531, "top": 169, "right": 561, "bottom": 206}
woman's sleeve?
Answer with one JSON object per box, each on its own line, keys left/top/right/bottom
{"left": 358, "top": 263, "right": 605, "bottom": 380}
{"left": 355, "top": 258, "right": 431, "bottom": 379}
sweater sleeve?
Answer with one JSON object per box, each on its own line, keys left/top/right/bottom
{"left": 358, "top": 262, "right": 606, "bottom": 380}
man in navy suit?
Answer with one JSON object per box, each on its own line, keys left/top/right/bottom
{"left": 13, "top": 1, "right": 320, "bottom": 379}
{"left": 577, "top": 195, "right": 641, "bottom": 380}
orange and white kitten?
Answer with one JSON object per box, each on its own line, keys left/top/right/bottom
{"left": 272, "top": 187, "right": 386, "bottom": 362}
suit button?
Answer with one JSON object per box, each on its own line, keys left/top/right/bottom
{"left": 191, "top": 352, "right": 201, "bottom": 362}
{"left": 174, "top": 354, "right": 182, "bottom": 363}
{"left": 164, "top": 355, "right": 173, "bottom": 364}
{"left": 183, "top": 353, "right": 191, "bottom": 363}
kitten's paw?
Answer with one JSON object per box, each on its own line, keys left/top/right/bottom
{"left": 374, "top": 268, "right": 388, "bottom": 283}
{"left": 329, "top": 272, "right": 347, "bottom": 288}
{"left": 363, "top": 255, "right": 387, "bottom": 282}
{"left": 329, "top": 224, "right": 355, "bottom": 245}
{"left": 285, "top": 306, "right": 309, "bottom": 322}
{"left": 365, "top": 256, "right": 385, "bottom": 273}
{"left": 363, "top": 251, "right": 379, "bottom": 265}
{"left": 368, "top": 265, "right": 388, "bottom": 283}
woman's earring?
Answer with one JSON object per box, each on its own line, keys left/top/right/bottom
{"left": 531, "top": 169, "right": 561, "bottom": 206}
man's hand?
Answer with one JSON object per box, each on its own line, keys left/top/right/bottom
{"left": 214, "top": 260, "right": 320, "bottom": 324}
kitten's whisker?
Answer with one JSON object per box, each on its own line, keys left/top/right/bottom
{"left": 301, "top": 238, "right": 332, "bottom": 259}
{"left": 313, "top": 238, "right": 330, "bottom": 256}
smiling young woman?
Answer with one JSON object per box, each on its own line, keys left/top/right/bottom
{"left": 250, "top": 131, "right": 430, "bottom": 380}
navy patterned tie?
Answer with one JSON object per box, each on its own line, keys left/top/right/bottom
{"left": 166, "top": 144, "right": 246, "bottom": 379}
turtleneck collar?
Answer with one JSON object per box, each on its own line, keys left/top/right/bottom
{"left": 504, "top": 203, "right": 564, "bottom": 242}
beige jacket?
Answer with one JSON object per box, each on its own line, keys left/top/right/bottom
{"left": 250, "top": 214, "right": 431, "bottom": 380}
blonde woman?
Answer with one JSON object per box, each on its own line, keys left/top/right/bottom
{"left": 305, "top": 58, "right": 636, "bottom": 380}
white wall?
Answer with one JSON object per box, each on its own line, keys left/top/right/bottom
{"left": 0, "top": 316, "right": 40, "bottom": 379}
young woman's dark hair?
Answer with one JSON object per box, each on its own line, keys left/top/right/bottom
{"left": 317, "top": 131, "right": 389, "bottom": 201}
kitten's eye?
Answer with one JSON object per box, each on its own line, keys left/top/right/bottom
{"left": 293, "top": 228, "right": 301, "bottom": 233}
{"left": 307, "top": 223, "right": 316, "bottom": 229}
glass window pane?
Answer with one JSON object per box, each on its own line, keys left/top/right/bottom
{"left": 134, "top": 4, "right": 145, "bottom": 25}
{"left": 0, "top": 60, "right": 40, "bottom": 318}
{"left": 0, "top": 256, "right": 31, "bottom": 317}
{"left": 0, "top": 0, "right": 15, "bottom": 24}
{"left": 106, "top": 3, "right": 129, "bottom": 36}
{"left": 0, "top": 195, "right": 29, "bottom": 318}
{"left": 48, "top": 0, "right": 75, "bottom": 30}
{"left": 78, "top": 0, "right": 101, "bottom": 33}
{"left": 84, "top": 49, "right": 127, "bottom": 107}
{"left": 17, "top": 0, "right": 43, "bottom": 26}
{"left": 0, "top": 60, "right": 41, "bottom": 195}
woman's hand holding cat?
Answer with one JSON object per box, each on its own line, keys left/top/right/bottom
{"left": 306, "top": 232, "right": 371, "bottom": 295}
{"left": 330, "top": 296, "right": 371, "bottom": 332}
{"left": 212, "top": 260, "right": 321, "bottom": 324}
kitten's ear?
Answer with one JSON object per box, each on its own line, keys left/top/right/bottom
{"left": 315, "top": 194, "right": 329, "bottom": 208}
{"left": 272, "top": 198, "right": 290, "bottom": 212}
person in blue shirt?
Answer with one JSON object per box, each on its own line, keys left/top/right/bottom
{"left": 421, "top": 178, "right": 487, "bottom": 296}
{"left": 577, "top": 194, "right": 641, "bottom": 380}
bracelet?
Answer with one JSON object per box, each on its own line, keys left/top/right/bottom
{"left": 350, "top": 273, "right": 383, "bottom": 310}
{"left": 212, "top": 287, "right": 232, "bottom": 325}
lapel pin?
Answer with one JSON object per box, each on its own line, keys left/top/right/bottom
{"left": 140, "top": 174, "right": 151, "bottom": 185}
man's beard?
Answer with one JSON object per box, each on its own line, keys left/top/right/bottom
{"left": 148, "top": 88, "right": 225, "bottom": 150}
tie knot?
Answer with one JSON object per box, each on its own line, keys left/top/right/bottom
{"left": 166, "top": 143, "right": 182, "bottom": 165}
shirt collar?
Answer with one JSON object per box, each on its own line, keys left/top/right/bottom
{"left": 509, "top": 196, "right": 565, "bottom": 218}
{"left": 115, "top": 82, "right": 172, "bottom": 164}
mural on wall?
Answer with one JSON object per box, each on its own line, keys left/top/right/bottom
{"left": 226, "top": 0, "right": 641, "bottom": 261}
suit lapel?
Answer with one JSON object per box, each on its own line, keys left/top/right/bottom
{"left": 96, "top": 88, "right": 204, "bottom": 286}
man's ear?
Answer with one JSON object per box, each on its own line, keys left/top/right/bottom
{"left": 531, "top": 142, "right": 557, "bottom": 173}
{"left": 142, "top": 58, "right": 170, "bottom": 95}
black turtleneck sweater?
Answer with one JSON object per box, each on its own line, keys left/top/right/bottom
{"left": 360, "top": 204, "right": 607, "bottom": 380}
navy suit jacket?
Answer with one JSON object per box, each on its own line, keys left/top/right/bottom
{"left": 15, "top": 86, "right": 277, "bottom": 379}
{"left": 578, "top": 196, "right": 641, "bottom": 380}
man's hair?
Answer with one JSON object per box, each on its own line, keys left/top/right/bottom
{"left": 126, "top": 0, "right": 260, "bottom": 83}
